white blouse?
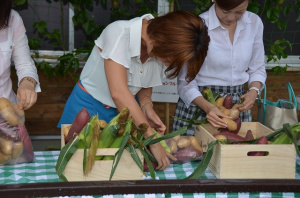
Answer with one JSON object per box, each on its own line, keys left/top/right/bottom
{"left": 178, "top": 4, "right": 267, "bottom": 108}
{"left": 80, "top": 14, "right": 166, "bottom": 108}
{"left": 0, "top": 10, "right": 40, "bottom": 104}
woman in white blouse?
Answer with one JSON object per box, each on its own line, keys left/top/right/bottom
{"left": 0, "top": 0, "right": 40, "bottom": 110}
{"left": 173, "top": 0, "right": 267, "bottom": 136}
{"left": 58, "top": 10, "right": 210, "bottom": 170}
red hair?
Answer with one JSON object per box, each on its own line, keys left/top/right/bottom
{"left": 147, "top": 10, "right": 210, "bottom": 83}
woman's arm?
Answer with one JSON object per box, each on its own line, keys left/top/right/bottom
{"left": 13, "top": 33, "right": 40, "bottom": 110}
{"left": 137, "top": 88, "right": 166, "bottom": 135}
{"left": 104, "top": 58, "right": 175, "bottom": 170}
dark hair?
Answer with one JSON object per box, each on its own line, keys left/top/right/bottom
{"left": 147, "top": 10, "right": 210, "bottom": 83}
{"left": 0, "top": 0, "right": 13, "bottom": 30}
{"left": 214, "top": 0, "right": 248, "bottom": 10}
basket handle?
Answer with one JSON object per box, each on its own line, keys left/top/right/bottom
{"left": 287, "top": 82, "right": 298, "bottom": 110}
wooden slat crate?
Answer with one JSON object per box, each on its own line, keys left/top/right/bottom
{"left": 195, "top": 122, "right": 296, "bottom": 179}
{"left": 60, "top": 124, "right": 144, "bottom": 181}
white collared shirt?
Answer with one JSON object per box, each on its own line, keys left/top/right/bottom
{"left": 178, "top": 4, "right": 267, "bottom": 108}
{"left": 80, "top": 14, "right": 166, "bottom": 108}
{"left": 0, "top": 10, "right": 40, "bottom": 104}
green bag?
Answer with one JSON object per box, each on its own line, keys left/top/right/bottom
{"left": 257, "top": 82, "right": 298, "bottom": 130}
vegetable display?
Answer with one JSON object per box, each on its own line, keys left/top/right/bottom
{"left": 56, "top": 106, "right": 213, "bottom": 181}
{"left": 0, "top": 97, "right": 34, "bottom": 165}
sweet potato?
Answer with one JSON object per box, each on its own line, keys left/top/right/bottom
{"left": 173, "top": 145, "right": 203, "bottom": 163}
{"left": 17, "top": 124, "right": 34, "bottom": 162}
{"left": 223, "top": 95, "right": 233, "bottom": 109}
{"left": 245, "top": 130, "right": 254, "bottom": 140}
{"left": 65, "top": 107, "right": 91, "bottom": 144}
{"left": 0, "top": 115, "right": 20, "bottom": 141}
{"left": 248, "top": 136, "right": 268, "bottom": 156}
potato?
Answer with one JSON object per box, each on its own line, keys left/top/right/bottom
{"left": 213, "top": 132, "right": 246, "bottom": 141}
{"left": 177, "top": 136, "right": 191, "bottom": 148}
{"left": 215, "top": 97, "right": 225, "bottom": 108}
{"left": 222, "top": 108, "right": 231, "bottom": 116}
{"left": 0, "top": 98, "right": 19, "bottom": 126}
{"left": 172, "top": 135, "right": 180, "bottom": 143}
{"left": 230, "top": 109, "right": 240, "bottom": 119}
{"left": 12, "top": 141, "right": 24, "bottom": 159}
{"left": 231, "top": 103, "right": 239, "bottom": 110}
{"left": 0, "top": 136, "right": 13, "bottom": 155}
{"left": 63, "top": 125, "right": 72, "bottom": 138}
{"left": 222, "top": 118, "right": 237, "bottom": 131}
{"left": 223, "top": 95, "right": 233, "bottom": 109}
{"left": 189, "top": 136, "right": 203, "bottom": 153}
{"left": 168, "top": 139, "right": 178, "bottom": 153}
{"left": 0, "top": 152, "right": 11, "bottom": 164}
{"left": 218, "top": 106, "right": 226, "bottom": 111}
{"left": 12, "top": 104, "right": 25, "bottom": 117}
{"left": 230, "top": 118, "right": 241, "bottom": 134}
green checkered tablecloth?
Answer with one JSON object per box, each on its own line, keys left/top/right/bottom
{"left": 1, "top": 151, "right": 300, "bottom": 198}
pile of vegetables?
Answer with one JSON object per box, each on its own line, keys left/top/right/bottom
{"left": 56, "top": 106, "right": 216, "bottom": 181}
{"left": 0, "top": 97, "right": 34, "bottom": 165}
{"left": 204, "top": 89, "right": 300, "bottom": 157}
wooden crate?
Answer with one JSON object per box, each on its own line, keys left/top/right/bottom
{"left": 61, "top": 124, "right": 144, "bottom": 181}
{"left": 195, "top": 122, "right": 296, "bottom": 179}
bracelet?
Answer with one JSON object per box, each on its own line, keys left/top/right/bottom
{"left": 20, "top": 77, "right": 36, "bottom": 87}
{"left": 140, "top": 96, "right": 151, "bottom": 104}
{"left": 140, "top": 101, "right": 153, "bottom": 110}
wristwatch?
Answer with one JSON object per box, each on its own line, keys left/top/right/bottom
{"left": 249, "top": 87, "right": 260, "bottom": 98}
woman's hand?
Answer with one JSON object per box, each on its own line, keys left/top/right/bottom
{"left": 142, "top": 104, "right": 166, "bottom": 135}
{"left": 148, "top": 142, "right": 176, "bottom": 171}
{"left": 205, "top": 105, "right": 229, "bottom": 128}
{"left": 17, "top": 79, "right": 37, "bottom": 110}
{"left": 238, "top": 90, "right": 257, "bottom": 112}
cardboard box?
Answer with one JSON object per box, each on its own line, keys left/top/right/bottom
{"left": 195, "top": 122, "right": 296, "bottom": 179}
{"left": 61, "top": 124, "right": 144, "bottom": 181}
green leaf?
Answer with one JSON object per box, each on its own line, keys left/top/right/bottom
{"left": 147, "top": 126, "right": 188, "bottom": 145}
{"left": 283, "top": 123, "right": 300, "bottom": 158}
{"left": 139, "top": 146, "right": 156, "bottom": 179}
{"left": 185, "top": 140, "right": 218, "bottom": 179}
{"left": 83, "top": 123, "right": 91, "bottom": 174}
{"left": 109, "top": 132, "right": 130, "bottom": 180}
{"left": 173, "top": 116, "right": 207, "bottom": 125}
{"left": 55, "top": 136, "right": 79, "bottom": 180}
{"left": 127, "top": 144, "right": 143, "bottom": 172}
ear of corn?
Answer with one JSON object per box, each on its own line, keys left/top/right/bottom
{"left": 102, "top": 117, "right": 133, "bottom": 160}
{"left": 84, "top": 120, "right": 103, "bottom": 175}
{"left": 97, "top": 107, "right": 130, "bottom": 149}
{"left": 201, "top": 88, "right": 216, "bottom": 106}
{"left": 153, "top": 130, "right": 171, "bottom": 153}
{"left": 272, "top": 123, "right": 300, "bottom": 144}
{"left": 78, "top": 115, "right": 98, "bottom": 148}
